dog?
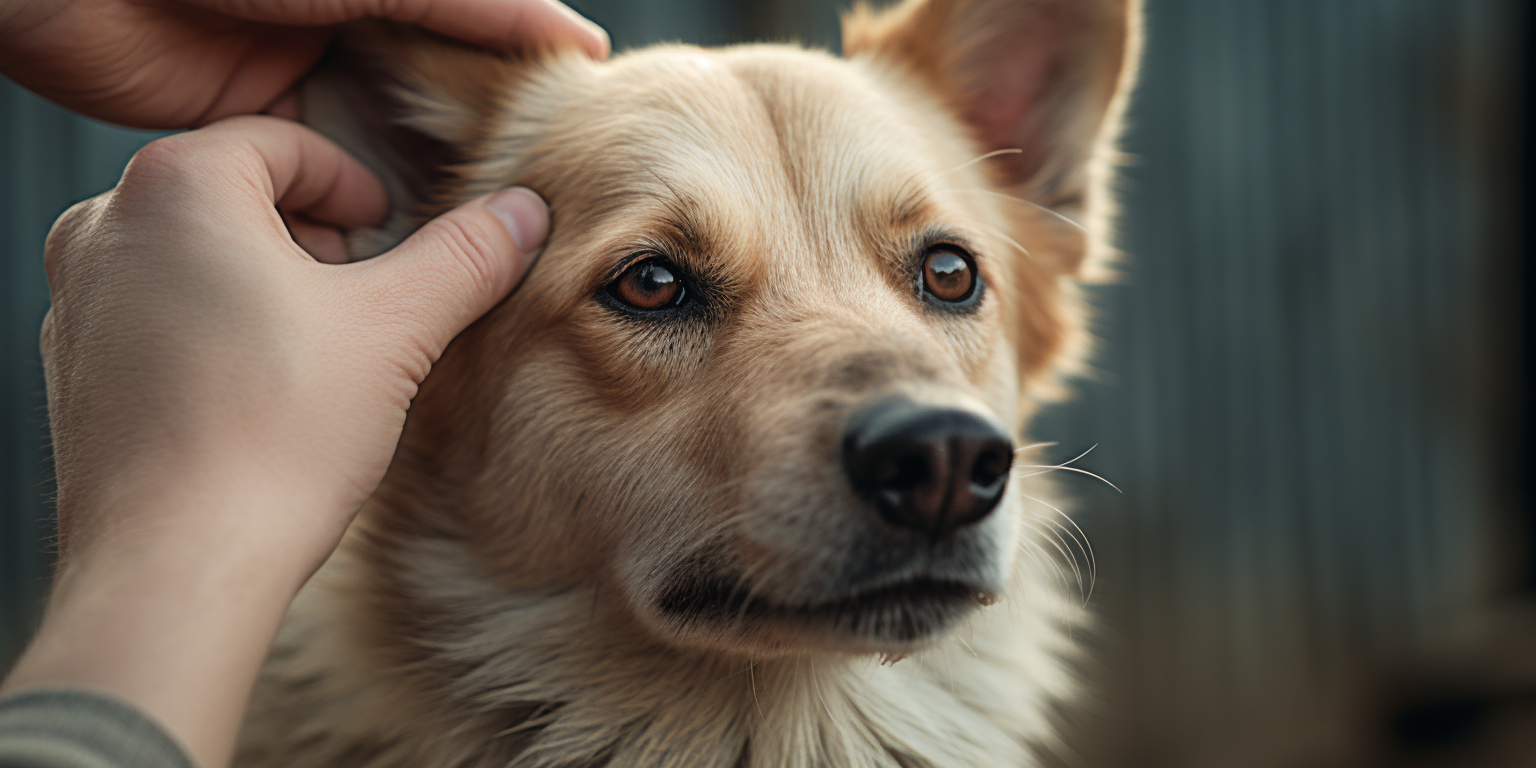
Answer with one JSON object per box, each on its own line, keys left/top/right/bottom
{"left": 236, "top": 0, "right": 1140, "bottom": 765}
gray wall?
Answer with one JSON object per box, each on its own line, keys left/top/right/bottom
{"left": 1, "top": 0, "right": 1526, "bottom": 765}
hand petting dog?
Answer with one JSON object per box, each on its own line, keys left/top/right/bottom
{"left": 0, "top": 0, "right": 607, "bottom": 127}
{"left": 0, "top": 2, "right": 605, "bottom": 767}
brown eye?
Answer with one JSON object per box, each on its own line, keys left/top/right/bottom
{"left": 922, "top": 247, "right": 976, "bottom": 303}
{"left": 611, "top": 258, "right": 685, "bottom": 310}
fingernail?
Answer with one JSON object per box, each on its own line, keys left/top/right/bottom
{"left": 555, "top": 3, "right": 611, "bottom": 58}
{"left": 485, "top": 187, "right": 549, "bottom": 254}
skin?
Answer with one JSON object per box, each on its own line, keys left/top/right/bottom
{"left": 0, "top": 0, "right": 608, "bottom": 128}
{"left": 0, "top": 1, "right": 608, "bottom": 767}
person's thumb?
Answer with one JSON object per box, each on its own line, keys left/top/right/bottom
{"left": 355, "top": 187, "right": 548, "bottom": 364}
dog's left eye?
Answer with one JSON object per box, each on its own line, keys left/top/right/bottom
{"left": 609, "top": 257, "right": 687, "bottom": 311}
{"left": 921, "top": 247, "right": 977, "bottom": 303}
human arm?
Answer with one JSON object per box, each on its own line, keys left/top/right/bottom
{"left": 0, "top": 116, "right": 548, "bottom": 768}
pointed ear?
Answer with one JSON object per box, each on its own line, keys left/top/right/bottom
{"left": 843, "top": 0, "right": 1141, "bottom": 213}
{"left": 300, "top": 22, "right": 524, "bottom": 258}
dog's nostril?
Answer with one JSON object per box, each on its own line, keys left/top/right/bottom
{"left": 842, "top": 396, "right": 1014, "bottom": 539}
{"left": 971, "top": 447, "right": 1011, "bottom": 489}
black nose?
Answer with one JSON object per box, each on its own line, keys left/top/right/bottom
{"left": 841, "top": 397, "right": 1014, "bottom": 539}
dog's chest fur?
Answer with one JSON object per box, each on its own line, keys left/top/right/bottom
{"left": 239, "top": 522, "right": 1078, "bottom": 768}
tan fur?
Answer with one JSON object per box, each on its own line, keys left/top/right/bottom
{"left": 240, "top": 1, "right": 1140, "bottom": 765}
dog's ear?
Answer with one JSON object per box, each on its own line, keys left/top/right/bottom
{"left": 843, "top": 0, "right": 1140, "bottom": 220}
{"left": 300, "top": 22, "right": 525, "bottom": 258}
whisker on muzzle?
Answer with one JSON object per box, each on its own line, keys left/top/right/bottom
{"left": 1013, "top": 443, "right": 1122, "bottom": 493}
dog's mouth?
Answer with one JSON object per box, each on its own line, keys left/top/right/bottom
{"left": 656, "top": 573, "right": 992, "bottom": 644}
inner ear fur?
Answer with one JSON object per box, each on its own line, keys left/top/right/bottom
{"left": 300, "top": 22, "right": 525, "bottom": 258}
{"left": 844, "top": 0, "right": 1141, "bottom": 276}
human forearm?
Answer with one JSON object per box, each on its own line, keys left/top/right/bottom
{"left": 3, "top": 482, "right": 317, "bottom": 768}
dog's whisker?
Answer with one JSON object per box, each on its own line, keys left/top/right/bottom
{"left": 1016, "top": 464, "right": 1122, "bottom": 493}
{"left": 1015, "top": 538, "right": 1073, "bottom": 599}
{"left": 1057, "top": 443, "right": 1099, "bottom": 467}
{"left": 943, "top": 147, "right": 1023, "bottom": 176}
{"left": 949, "top": 186, "right": 1087, "bottom": 236}
{"left": 728, "top": 557, "right": 778, "bottom": 626}
{"left": 956, "top": 635, "right": 980, "bottom": 659}
{"left": 1019, "top": 540, "right": 1081, "bottom": 605}
{"left": 1019, "top": 493, "right": 1096, "bottom": 602}
{"left": 943, "top": 646, "right": 957, "bottom": 699}
{"left": 972, "top": 221, "right": 1033, "bottom": 259}
{"left": 950, "top": 185, "right": 1039, "bottom": 207}
{"left": 1018, "top": 518, "right": 1085, "bottom": 602}
{"left": 1013, "top": 444, "right": 1119, "bottom": 492}
{"left": 810, "top": 660, "right": 835, "bottom": 722}
{"left": 728, "top": 554, "right": 801, "bottom": 628}
{"left": 1016, "top": 517, "right": 1083, "bottom": 597}
{"left": 748, "top": 662, "right": 768, "bottom": 725}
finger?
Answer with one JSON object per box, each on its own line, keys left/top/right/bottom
{"left": 282, "top": 211, "right": 351, "bottom": 264}
{"left": 263, "top": 89, "right": 302, "bottom": 121}
{"left": 387, "top": 0, "right": 610, "bottom": 59}
{"left": 197, "top": 116, "right": 389, "bottom": 229}
{"left": 184, "top": 0, "right": 609, "bottom": 59}
{"left": 186, "top": 25, "right": 332, "bottom": 127}
{"left": 352, "top": 187, "right": 548, "bottom": 359}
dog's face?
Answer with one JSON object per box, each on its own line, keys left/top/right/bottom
{"left": 314, "top": 0, "right": 1136, "bottom": 657}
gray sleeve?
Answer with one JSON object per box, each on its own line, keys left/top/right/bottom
{"left": 0, "top": 689, "right": 195, "bottom": 768}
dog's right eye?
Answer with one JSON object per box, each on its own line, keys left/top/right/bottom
{"left": 609, "top": 257, "right": 687, "bottom": 311}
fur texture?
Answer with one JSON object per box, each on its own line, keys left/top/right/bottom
{"left": 238, "top": 1, "right": 1141, "bottom": 766}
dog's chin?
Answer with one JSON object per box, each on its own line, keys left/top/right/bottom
{"left": 648, "top": 573, "right": 995, "bottom": 655}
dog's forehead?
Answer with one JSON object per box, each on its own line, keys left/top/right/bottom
{"left": 551, "top": 47, "right": 976, "bottom": 256}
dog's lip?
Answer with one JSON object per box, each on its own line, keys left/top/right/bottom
{"left": 780, "top": 577, "right": 992, "bottom": 615}
{"left": 657, "top": 572, "right": 993, "bottom": 625}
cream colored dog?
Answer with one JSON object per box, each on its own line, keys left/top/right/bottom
{"left": 237, "top": 1, "right": 1140, "bottom": 765}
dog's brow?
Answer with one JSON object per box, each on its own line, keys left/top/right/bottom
{"left": 888, "top": 188, "right": 931, "bottom": 229}
{"left": 858, "top": 174, "right": 935, "bottom": 230}
{"left": 643, "top": 170, "right": 721, "bottom": 262}
{"left": 660, "top": 207, "right": 711, "bottom": 257}
{"left": 850, "top": 179, "right": 941, "bottom": 263}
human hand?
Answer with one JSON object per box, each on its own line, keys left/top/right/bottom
{"left": 4, "top": 115, "right": 546, "bottom": 767}
{"left": 41, "top": 114, "right": 545, "bottom": 575}
{"left": 0, "top": 0, "right": 607, "bottom": 128}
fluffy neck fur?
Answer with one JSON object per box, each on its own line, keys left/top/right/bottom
{"left": 239, "top": 519, "right": 1079, "bottom": 768}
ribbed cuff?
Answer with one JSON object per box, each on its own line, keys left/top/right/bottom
{"left": 0, "top": 688, "right": 194, "bottom": 768}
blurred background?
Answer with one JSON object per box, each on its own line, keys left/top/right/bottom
{"left": 3, "top": 0, "right": 1533, "bottom": 765}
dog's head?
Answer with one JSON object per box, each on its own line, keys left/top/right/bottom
{"left": 309, "top": 0, "right": 1138, "bottom": 657}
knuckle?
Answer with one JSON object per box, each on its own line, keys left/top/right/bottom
{"left": 42, "top": 195, "right": 106, "bottom": 286}
{"left": 117, "top": 133, "right": 230, "bottom": 195}
{"left": 121, "top": 135, "right": 198, "bottom": 184}
{"left": 421, "top": 214, "right": 504, "bottom": 288}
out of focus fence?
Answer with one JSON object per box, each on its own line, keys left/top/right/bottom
{"left": 1033, "top": 1, "right": 1530, "bottom": 764}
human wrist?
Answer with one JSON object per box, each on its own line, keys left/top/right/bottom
{"left": 4, "top": 486, "right": 330, "bottom": 768}
{"left": 55, "top": 438, "right": 362, "bottom": 576}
